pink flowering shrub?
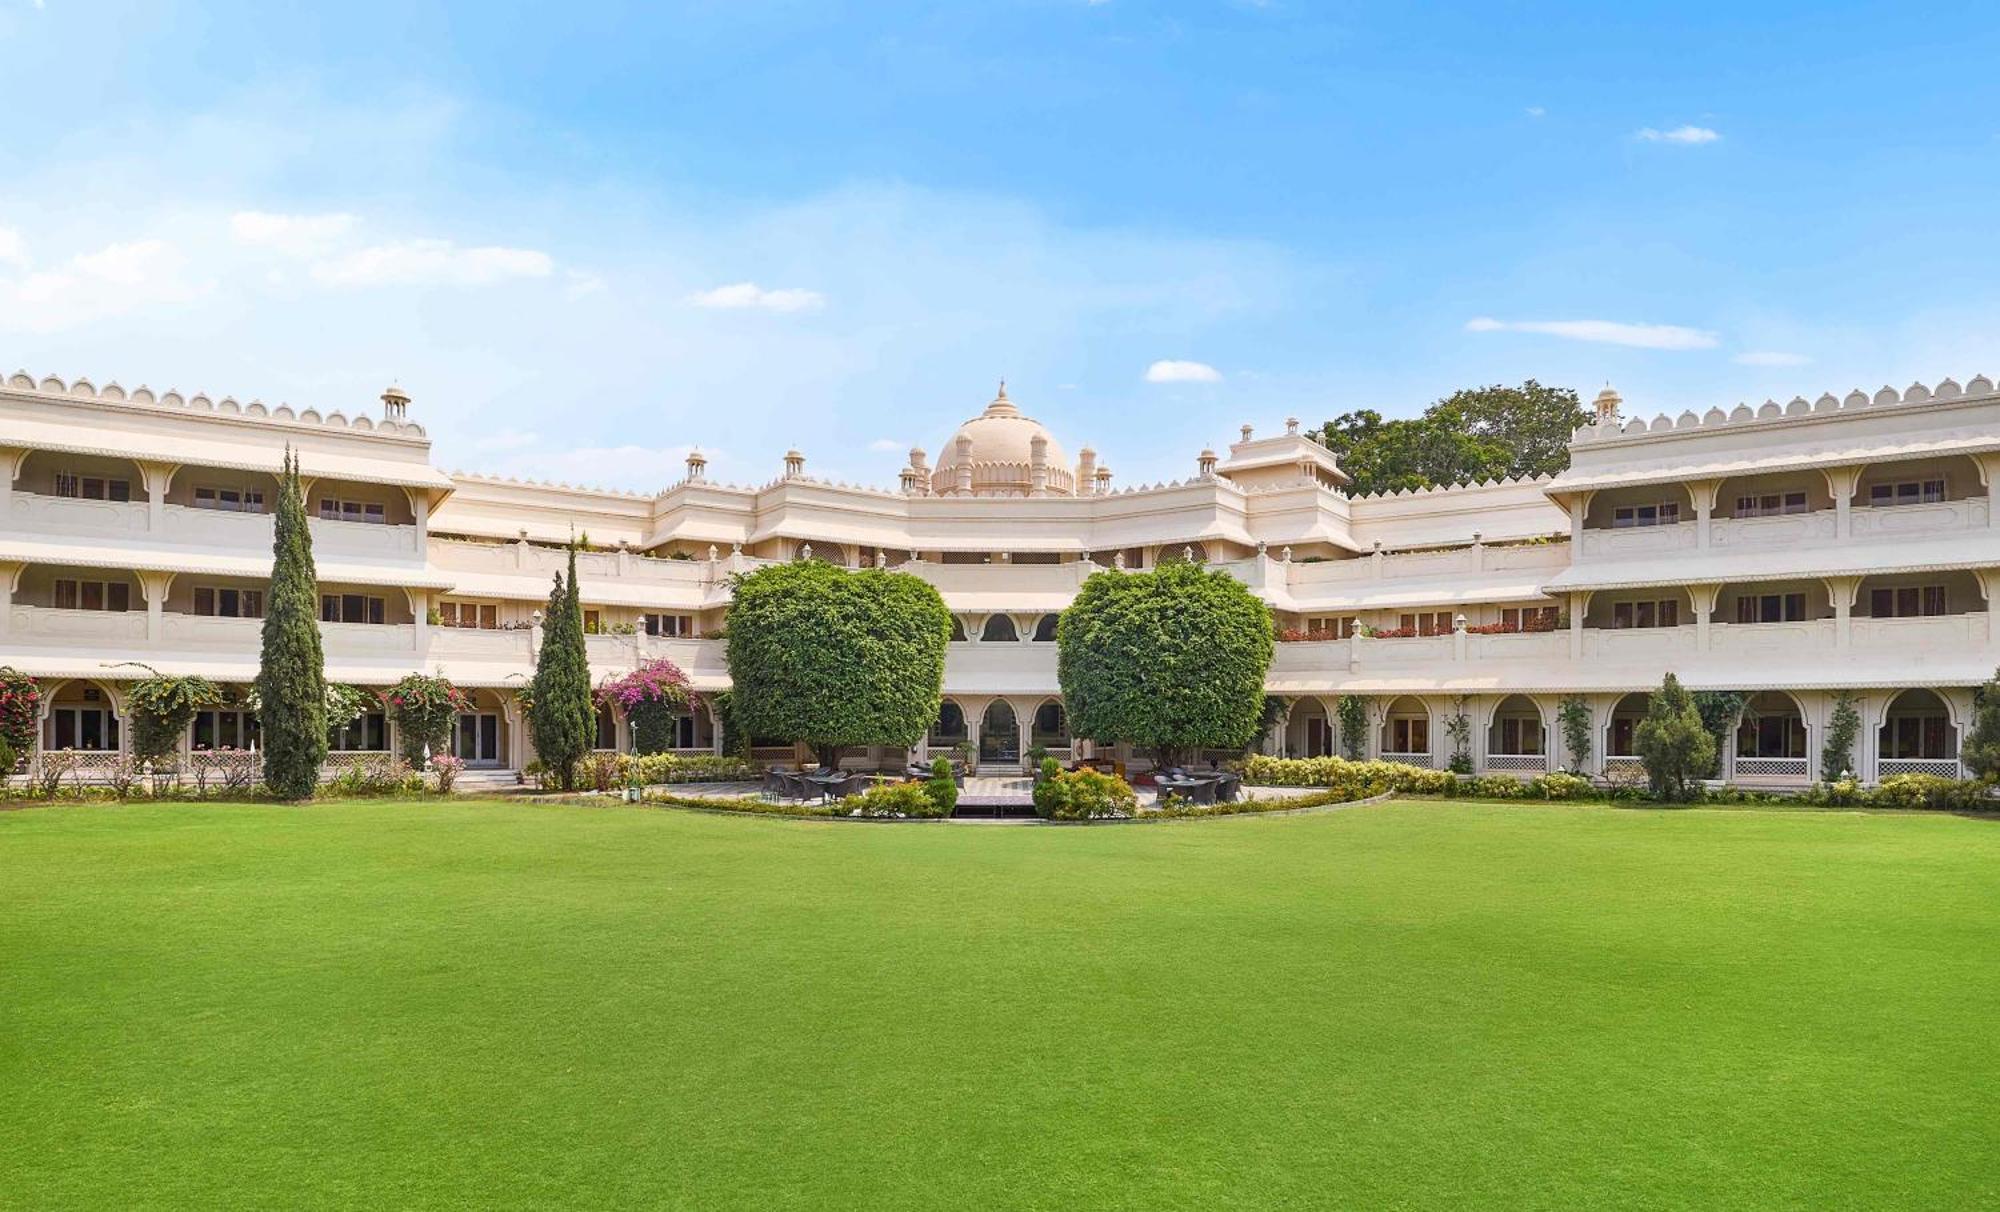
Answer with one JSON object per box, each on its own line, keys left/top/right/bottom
{"left": 596, "top": 659, "right": 698, "bottom": 755}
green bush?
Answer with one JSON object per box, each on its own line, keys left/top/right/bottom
{"left": 1242, "top": 754, "right": 1457, "bottom": 798}
{"left": 321, "top": 758, "right": 424, "bottom": 798}
{"left": 1868, "top": 774, "right": 1992, "bottom": 812}
{"left": 1034, "top": 768, "right": 1138, "bottom": 820}
{"left": 839, "top": 780, "right": 945, "bottom": 818}
{"left": 926, "top": 757, "right": 958, "bottom": 816}
{"left": 1527, "top": 772, "right": 1594, "bottom": 801}
{"left": 615, "top": 752, "right": 756, "bottom": 785}
{"left": 1472, "top": 773, "right": 1526, "bottom": 799}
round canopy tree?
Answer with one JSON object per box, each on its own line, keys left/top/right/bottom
{"left": 1057, "top": 561, "right": 1275, "bottom": 765}
{"left": 725, "top": 560, "right": 951, "bottom": 767}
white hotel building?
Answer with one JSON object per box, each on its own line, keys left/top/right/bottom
{"left": 2, "top": 369, "right": 1996, "bottom": 785}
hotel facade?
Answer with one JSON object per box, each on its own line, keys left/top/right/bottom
{"left": 3, "top": 369, "right": 1996, "bottom": 786}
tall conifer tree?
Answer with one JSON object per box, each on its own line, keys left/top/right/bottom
{"left": 256, "top": 449, "right": 328, "bottom": 799}
{"left": 529, "top": 542, "right": 594, "bottom": 790}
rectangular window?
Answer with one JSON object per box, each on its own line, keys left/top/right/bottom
{"left": 643, "top": 613, "right": 693, "bottom": 637}
{"left": 192, "top": 587, "right": 264, "bottom": 618}
{"left": 1500, "top": 606, "right": 1560, "bottom": 631}
{"left": 320, "top": 594, "right": 386, "bottom": 624}
{"left": 1612, "top": 599, "right": 1680, "bottom": 629}
{"left": 319, "top": 498, "right": 389, "bottom": 524}
{"left": 1305, "top": 616, "right": 1356, "bottom": 640}
{"left": 1736, "top": 491, "right": 1811, "bottom": 518}
{"left": 55, "top": 472, "right": 132, "bottom": 501}
{"left": 329, "top": 712, "right": 389, "bottom": 752}
{"left": 193, "top": 486, "right": 266, "bottom": 513}
{"left": 1389, "top": 717, "right": 1428, "bottom": 753}
{"left": 439, "top": 602, "right": 500, "bottom": 629}
{"left": 1398, "top": 611, "right": 1453, "bottom": 636}
{"left": 584, "top": 610, "right": 602, "bottom": 633}
{"left": 1735, "top": 593, "right": 1808, "bottom": 624}
{"left": 191, "top": 710, "right": 260, "bottom": 750}
{"left": 1868, "top": 478, "right": 1946, "bottom": 507}
{"left": 1612, "top": 501, "right": 1682, "bottom": 528}
{"left": 51, "top": 707, "right": 120, "bottom": 751}
{"left": 53, "top": 579, "right": 130, "bottom": 612}
{"left": 1869, "top": 585, "right": 1949, "bottom": 618}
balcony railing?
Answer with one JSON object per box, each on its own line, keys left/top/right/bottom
{"left": 1380, "top": 750, "right": 1432, "bottom": 767}
{"left": 1484, "top": 753, "right": 1547, "bottom": 772}
{"left": 1732, "top": 756, "right": 1809, "bottom": 780}
{"left": 1875, "top": 757, "right": 1962, "bottom": 779}
{"left": 3, "top": 493, "right": 423, "bottom": 561}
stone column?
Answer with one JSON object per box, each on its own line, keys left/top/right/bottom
{"left": 1690, "top": 479, "right": 1721, "bottom": 550}
{"left": 1568, "top": 592, "right": 1591, "bottom": 660}
{"left": 1688, "top": 583, "right": 1720, "bottom": 651}
{"left": 1824, "top": 576, "right": 1861, "bottom": 650}
{"left": 136, "top": 571, "right": 175, "bottom": 643}
{"left": 1822, "top": 466, "right": 1862, "bottom": 540}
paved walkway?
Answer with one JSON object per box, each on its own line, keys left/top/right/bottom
{"left": 647, "top": 776, "right": 1324, "bottom": 811}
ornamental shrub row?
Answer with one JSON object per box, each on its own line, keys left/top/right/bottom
{"left": 615, "top": 752, "right": 756, "bottom": 785}
{"left": 1032, "top": 765, "right": 1141, "bottom": 820}
{"left": 1242, "top": 754, "right": 1460, "bottom": 797}
{"left": 837, "top": 780, "right": 950, "bottom": 818}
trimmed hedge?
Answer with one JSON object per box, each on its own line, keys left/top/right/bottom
{"left": 1243, "top": 755, "right": 1459, "bottom": 797}
{"left": 616, "top": 753, "right": 756, "bottom": 785}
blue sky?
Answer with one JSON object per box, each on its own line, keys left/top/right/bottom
{"left": 3, "top": 1, "right": 1998, "bottom": 489}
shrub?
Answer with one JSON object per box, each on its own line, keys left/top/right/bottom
{"left": 615, "top": 752, "right": 756, "bottom": 785}
{"left": 1528, "top": 771, "right": 1594, "bottom": 801}
{"left": 1964, "top": 670, "right": 2000, "bottom": 781}
{"left": 1242, "top": 754, "right": 1457, "bottom": 798}
{"left": 839, "top": 780, "right": 945, "bottom": 818}
{"left": 529, "top": 543, "right": 595, "bottom": 790}
{"left": 582, "top": 751, "right": 621, "bottom": 792}
{"left": 1557, "top": 695, "right": 1592, "bottom": 773}
{"left": 1471, "top": 773, "right": 1525, "bottom": 799}
{"left": 1634, "top": 674, "right": 1715, "bottom": 801}
{"left": 1869, "top": 774, "right": 1992, "bottom": 812}
{"left": 383, "top": 674, "right": 471, "bottom": 769}
{"left": 1033, "top": 768, "right": 1138, "bottom": 820}
{"left": 1335, "top": 695, "right": 1368, "bottom": 759}
{"left": 431, "top": 754, "right": 465, "bottom": 793}
{"left": 0, "top": 667, "right": 42, "bottom": 756}
{"left": 926, "top": 757, "right": 959, "bottom": 816}
{"left": 597, "top": 659, "right": 699, "bottom": 755}
{"left": 1821, "top": 690, "right": 1861, "bottom": 781}
{"left": 323, "top": 757, "right": 424, "bottom": 798}
{"left": 120, "top": 666, "right": 222, "bottom": 774}
{"left": 256, "top": 449, "right": 329, "bottom": 800}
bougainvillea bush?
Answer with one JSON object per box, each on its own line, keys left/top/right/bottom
{"left": 597, "top": 659, "right": 698, "bottom": 755}
{"left": 383, "top": 674, "right": 471, "bottom": 769}
{"left": 0, "top": 667, "right": 42, "bottom": 755}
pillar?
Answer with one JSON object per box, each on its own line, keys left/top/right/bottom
{"left": 136, "top": 460, "right": 177, "bottom": 533}
{"left": 0, "top": 561, "right": 18, "bottom": 637}
{"left": 1568, "top": 591, "right": 1591, "bottom": 659}
{"left": 1821, "top": 466, "right": 1862, "bottom": 540}
{"left": 1824, "top": 576, "right": 1861, "bottom": 649}
{"left": 1689, "top": 583, "right": 1720, "bottom": 651}
{"left": 1690, "top": 479, "right": 1721, "bottom": 550}
{"left": 1016, "top": 699, "right": 1033, "bottom": 771}
{"left": 136, "top": 571, "right": 174, "bottom": 643}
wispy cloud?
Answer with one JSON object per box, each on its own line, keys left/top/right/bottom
{"left": 0, "top": 237, "right": 206, "bottom": 334}
{"left": 1636, "top": 125, "right": 1720, "bottom": 145}
{"left": 686, "top": 281, "right": 826, "bottom": 313}
{"left": 1465, "top": 316, "right": 1718, "bottom": 350}
{"left": 310, "top": 239, "right": 553, "bottom": 287}
{"left": 230, "top": 210, "right": 357, "bottom": 256}
{"left": 1733, "top": 350, "right": 1811, "bottom": 367}
{"left": 0, "top": 226, "right": 25, "bottom": 268}
{"left": 867, "top": 438, "right": 904, "bottom": 452}
{"left": 1525, "top": 106, "right": 1546, "bottom": 118}
{"left": 1145, "top": 359, "right": 1222, "bottom": 383}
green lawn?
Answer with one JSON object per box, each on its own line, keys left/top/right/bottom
{"left": 3, "top": 799, "right": 1996, "bottom": 1209}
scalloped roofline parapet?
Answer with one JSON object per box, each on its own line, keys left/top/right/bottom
{"left": 3, "top": 367, "right": 431, "bottom": 444}
{"left": 1570, "top": 375, "right": 1997, "bottom": 447}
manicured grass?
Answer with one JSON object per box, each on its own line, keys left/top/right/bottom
{"left": 3, "top": 799, "right": 1996, "bottom": 1209}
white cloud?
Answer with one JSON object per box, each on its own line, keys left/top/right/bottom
{"left": 1464, "top": 316, "right": 1718, "bottom": 351}
{"left": 310, "top": 239, "right": 553, "bottom": 287}
{"left": 1525, "top": 106, "right": 1546, "bottom": 118}
{"left": 1637, "top": 125, "right": 1721, "bottom": 145}
{"left": 0, "top": 237, "right": 204, "bottom": 333}
{"left": 867, "top": 438, "right": 904, "bottom": 452}
{"left": 1145, "top": 359, "right": 1223, "bottom": 383}
{"left": 0, "top": 226, "right": 24, "bottom": 267}
{"left": 563, "top": 270, "right": 605, "bottom": 300}
{"left": 686, "top": 281, "right": 826, "bottom": 313}
{"left": 1733, "top": 350, "right": 1811, "bottom": 367}
{"left": 230, "top": 210, "right": 357, "bottom": 255}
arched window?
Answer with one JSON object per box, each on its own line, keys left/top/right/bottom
{"left": 949, "top": 616, "right": 968, "bottom": 642}
{"left": 929, "top": 701, "right": 968, "bottom": 747}
{"left": 981, "top": 614, "right": 1019, "bottom": 642}
{"left": 1031, "top": 702, "right": 1069, "bottom": 748}
{"left": 1032, "top": 613, "right": 1060, "bottom": 642}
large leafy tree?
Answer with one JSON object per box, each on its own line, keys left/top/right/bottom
{"left": 1317, "top": 381, "right": 1588, "bottom": 496}
{"left": 1962, "top": 670, "right": 2000, "bottom": 781}
{"left": 528, "top": 544, "right": 595, "bottom": 790}
{"left": 1634, "top": 673, "right": 1716, "bottom": 802}
{"left": 1057, "top": 561, "right": 1275, "bottom": 766}
{"left": 256, "top": 449, "right": 329, "bottom": 800}
{"left": 726, "top": 560, "right": 951, "bottom": 768}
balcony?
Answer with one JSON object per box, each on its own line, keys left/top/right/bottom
{"left": 3, "top": 493, "right": 424, "bottom": 563}
{"left": 9, "top": 605, "right": 147, "bottom": 642}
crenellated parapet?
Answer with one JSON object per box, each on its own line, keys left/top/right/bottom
{"left": 1571, "top": 375, "right": 1997, "bottom": 446}
{"left": 3, "top": 369, "right": 431, "bottom": 441}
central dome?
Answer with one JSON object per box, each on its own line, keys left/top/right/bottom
{"left": 932, "top": 384, "right": 1073, "bottom": 495}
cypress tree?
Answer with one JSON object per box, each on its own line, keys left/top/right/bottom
{"left": 528, "top": 542, "right": 594, "bottom": 790}
{"left": 256, "top": 449, "right": 329, "bottom": 799}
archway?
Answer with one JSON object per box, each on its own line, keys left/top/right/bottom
{"left": 1607, "top": 692, "right": 1650, "bottom": 758}
{"left": 1487, "top": 694, "right": 1546, "bottom": 768}
{"left": 1734, "top": 691, "right": 1807, "bottom": 777}
{"left": 1030, "top": 700, "right": 1070, "bottom": 754}
{"left": 1877, "top": 689, "right": 1959, "bottom": 778}
{"left": 979, "top": 700, "right": 1020, "bottom": 764}
{"left": 981, "top": 614, "right": 1019, "bottom": 642}
{"left": 1290, "top": 698, "right": 1335, "bottom": 758}
{"left": 1379, "top": 695, "right": 1430, "bottom": 762}
{"left": 1031, "top": 613, "right": 1060, "bottom": 642}
{"left": 929, "top": 700, "right": 968, "bottom": 750}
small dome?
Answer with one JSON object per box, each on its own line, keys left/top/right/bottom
{"left": 932, "top": 382, "right": 1073, "bottom": 495}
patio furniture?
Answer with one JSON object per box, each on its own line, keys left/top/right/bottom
{"left": 761, "top": 768, "right": 790, "bottom": 801}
